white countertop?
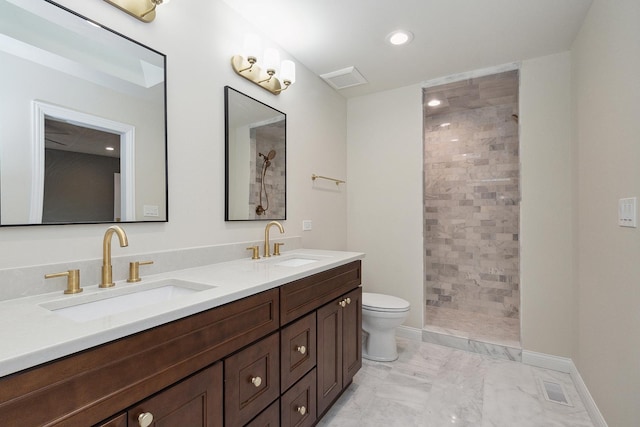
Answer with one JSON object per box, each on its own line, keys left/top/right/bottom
{"left": 0, "top": 249, "right": 364, "bottom": 377}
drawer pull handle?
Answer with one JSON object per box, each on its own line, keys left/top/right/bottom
{"left": 339, "top": 300, "right": 346, "bottom": 308}
{"left": 346, "top": 297, "right": 351, "bottom": 304}
{"left": 297, "top": 405, "right": 307, "bottom": 415}
{"left": 251, "top": 376, "right": 262, "bottom": 387}
{"left": 296, "top": 345, "right": 307, "bottom": 355}
{"left": 137, "top": 412, "right": 154, "bottom": 427}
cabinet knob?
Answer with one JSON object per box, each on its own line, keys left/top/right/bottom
{"left": 339, "top": 300, "right": 346, "bottom": 308}
{"left": 251, "top": 376, "right": 262, "bottom": 387}
{"left": 297, "top": 405, "right": 307, "bottom": 415}
{"left": 137, "top": 412, "right": 154, "bottom": 427}
{"left": 296, "top": 345, "right": 307, "bottom": 355}
{"left": 346, "top": 297, "right": 351, "bottom": 305}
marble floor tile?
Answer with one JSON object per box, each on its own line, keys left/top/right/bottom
{"left": 318, "top": 338, "right": 594, "bottom": 427}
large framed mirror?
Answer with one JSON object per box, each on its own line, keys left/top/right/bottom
{"left": 225, "top": 86, "right": 286, "bottom": 221}
{"left": 0, "top": 0, "right": 167, "bottom": 226}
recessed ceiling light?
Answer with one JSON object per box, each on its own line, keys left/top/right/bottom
{"left": 440, "top": 122, "right": 451, "bottom": 127}
{"left": 105, "top": 146, "right": 115, "bottom": 151}
{"left": 387, "top": 30, "right": 414, "bottom": 46}
{"left": 427, "top": 99, "right": 441, "bottom": 107}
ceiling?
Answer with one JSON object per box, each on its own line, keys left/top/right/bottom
{"left": 222, "top": 0, "right": 593, "bottom": 98}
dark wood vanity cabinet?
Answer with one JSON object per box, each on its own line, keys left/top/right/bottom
{"left": 0, "top": 260, "right": 362, "bottom": 427}
{"left": 316, "top": 287, "right": 362, "bottom": 416}
{"left": 280, "top": 261, "right": 362, "bottom": 421}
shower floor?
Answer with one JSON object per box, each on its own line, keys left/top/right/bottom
{"left": 424, "top": 306, "right": 520, "bottom": 348}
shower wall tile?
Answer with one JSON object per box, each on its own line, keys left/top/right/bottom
{"left": 423, "top": 71, "right": 520, "bottom": 327}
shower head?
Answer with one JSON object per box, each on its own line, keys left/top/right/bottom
{"left": 259, "top": 150, "right": 277, "bottom": 161}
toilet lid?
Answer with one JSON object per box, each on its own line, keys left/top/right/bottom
{"left": 362, "top": 293, "right": 410, "bottom": 312}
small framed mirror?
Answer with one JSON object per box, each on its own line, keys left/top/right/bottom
{"left": 225, "top": 86, "right": 286, "bottom": 221}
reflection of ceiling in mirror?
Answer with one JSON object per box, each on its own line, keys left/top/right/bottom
{"left": 45, "top": 119, "right": 121, "bottom": 158}
{"left": 0, "top": 0, "right": 165, "bottom": 95}
{"left": 228, "top": 89, "right": 285, "bottom": 128}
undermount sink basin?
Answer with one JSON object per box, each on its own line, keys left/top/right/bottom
{"left": 40, "top": 279, "right": 214, "bottom": 322}
{"left": 260, "top": 253, "right": 331, "bottom": 267}
{"left": 273, "top": 258, "right": 320, "bottom": 267}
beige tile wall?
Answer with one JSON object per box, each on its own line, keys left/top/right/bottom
{"left": 423, "top": 70, "right": 520, "bottom": 320}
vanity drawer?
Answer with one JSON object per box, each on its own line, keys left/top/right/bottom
{"left": 280, "top": 368, "right": 317, "bottom": 427}
{"left": 225, "top": 333, "right": 280, "bottom": 426}
{"left": 245, "top": 398, "right": 280, "bottom": 427}
{"left": 280, "top": 260, "right": 361, "bottom": 325}
{"left": 281, "top": 311, "right": 316, "bottom": 392}
{"left": 127, "top": 363, "right": 223, "bottom": 427}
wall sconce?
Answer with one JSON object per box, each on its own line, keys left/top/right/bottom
{"left": 103, "top": 0, "right": 170, "bottom": 23}
{"left": 231, "top": 35, "right": 296, "bottom": 95}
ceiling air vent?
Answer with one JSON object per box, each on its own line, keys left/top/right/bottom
{"left": 320, "top": 66, "right": 368, "bottom": 90}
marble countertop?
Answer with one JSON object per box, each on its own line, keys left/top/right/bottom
{"left": 0, "top": 249, "right": 364, "bottom": 377}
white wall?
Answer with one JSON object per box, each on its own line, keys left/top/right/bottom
{"left": 346, "top": 84, "right": 424, "bottom": 328}
{"left": 572, "top": 0, "right": 640, "bottom": 425}
{"left": 0, "top": 0, "right": 348, "bottom": 271}
{"left": 519, "top": 52, "right": 576, "bottom": 358}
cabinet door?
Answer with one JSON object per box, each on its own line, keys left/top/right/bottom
{"left": 281, "top": 368, "right": 317, "bottom": 427}
{"left": 225, "top": 333, "right": 280, "bottom": 426}
{"left": 342, "top": 287, "right": 362, "bottom": 386}
{"left": 127, "top": 363, "right": 223, "bottom": 427}
{"left": 316, "top": 298, "right": 343, "bottom": 416}
{"left": 281, "top": 312, "right": 316, "bottom": 392}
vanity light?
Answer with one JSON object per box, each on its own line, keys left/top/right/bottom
{"left": 103, "top": 0, "right": 171, "bottom": 23}
{"left": 231, "top": 35, "right": 296, "bottom": 95}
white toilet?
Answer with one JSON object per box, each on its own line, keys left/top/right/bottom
{"left": 362, "top": 292, "right": 410, "bottom": 362}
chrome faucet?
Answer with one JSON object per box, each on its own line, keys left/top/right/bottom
{"left": 100, "top": 225, "right": 129, "bottom": 288}
{"left": 263, "top": 221, "right": 284, "bottom": 257}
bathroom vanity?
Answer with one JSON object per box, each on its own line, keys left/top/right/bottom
{"left": 0, "top": 250, "right": 362, "bottom": 426}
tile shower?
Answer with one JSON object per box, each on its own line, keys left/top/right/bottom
{"left": 249, "top": 121, "right": 286, "bottom": 219}
{"left": 423, "top": 70, "right": 520, "bottom": 347}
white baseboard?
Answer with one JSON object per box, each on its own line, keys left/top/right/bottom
{"left": 522, "top": 350, "right": 573, "bottom": 373}
{"left": 522, "top": 350, "right": 607, "bottom": 427}
{"left": 396, "top": 325, "right": 422, "bottom": 341}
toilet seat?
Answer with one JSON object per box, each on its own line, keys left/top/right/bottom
{"left": 362, "top": 292, "right": 410, "bottom": 313}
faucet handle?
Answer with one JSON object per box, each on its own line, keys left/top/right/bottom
{"left": 127, "top": 261, "right": 154, "bottom": 283}
{"left": 246, "top": 246, "right": 260, "bottom": 260}
{"left": 273, "top": 242, "right": 284, "bottom": 256}
{"left": 45, "top": 269, "right": 82, "bottom": 294}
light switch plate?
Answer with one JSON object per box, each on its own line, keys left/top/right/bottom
{"left": 618, "top": 197, "right": 637, "bottom": 227}
{"left": 302, "top": 220, "right": 312, "bottom": 231}
{"left": 143, "top": 205, "right": 159, "bottom": 217}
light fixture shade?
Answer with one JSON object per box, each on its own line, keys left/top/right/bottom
{"left": 263, "top": 48, "right": 280, "bottom": 73}
{"left": 280, "top": 60, "right": 296, "bottom": 84}
{"left": 243, "top": 34, "right": 262, "bottom": 60}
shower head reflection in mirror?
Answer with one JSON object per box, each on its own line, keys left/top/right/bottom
{"left": 256, "top": 149, "right": 276, "bottom": 215}
{"left": 225, "top": 86, "right": 286, "bottom": 221}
